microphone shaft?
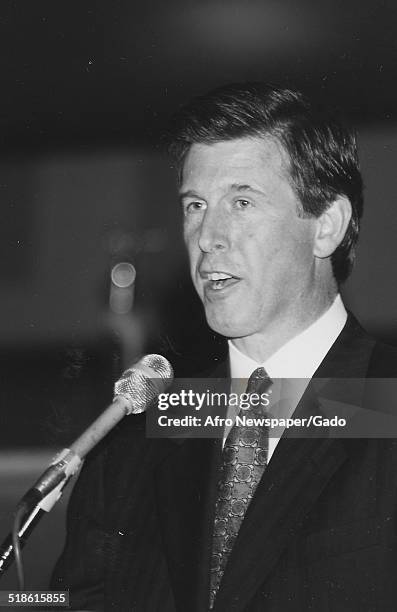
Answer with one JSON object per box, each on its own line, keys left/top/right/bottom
{"left": 70, "top": 395, "right": 129, "bottom": 459}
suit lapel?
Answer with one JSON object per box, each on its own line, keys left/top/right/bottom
{"left": 154, "top": 436, "right": 222, "bottom": 612}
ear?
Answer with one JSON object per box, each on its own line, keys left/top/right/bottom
{"left": 313, "top": 196, "right": 352, "bottom": 259}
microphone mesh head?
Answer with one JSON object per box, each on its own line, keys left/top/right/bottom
{"left": 114, "top": 354, "right": 173, "bottom": 414}
{"left": 140, "top": 354, "right": 173, "bottom": 379}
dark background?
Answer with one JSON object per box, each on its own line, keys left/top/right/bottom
{"left": 0, "top": 0, "right": 396, "bottom": 595}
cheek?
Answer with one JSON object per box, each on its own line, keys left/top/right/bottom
{"left": 183, "top": 224, "right": 191, "bottom": 247}
{"left": 243, "top": 228, "right": 313, "bottom": 285}
{"left": 244, "top": 229, "right": 281, "bottom": 265}
{"left": 184, "top": 227, "right": 197, "bottom": 256}
{"left": 184, "top": 237, "right": 201, "bottom": 284}
{"left": 184, "top": 217, "right": 202, "bottom": 246}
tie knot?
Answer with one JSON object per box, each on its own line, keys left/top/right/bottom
{"left": 246, "top": 367, "right": 272, "bottom": 394}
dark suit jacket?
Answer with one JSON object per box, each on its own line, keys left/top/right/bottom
{"left": 51, "top": 315, "right": 397, "bottom": 611}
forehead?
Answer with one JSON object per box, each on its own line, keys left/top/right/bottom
{"left": 180, "top": 136, "right": 292, "bottom": 192}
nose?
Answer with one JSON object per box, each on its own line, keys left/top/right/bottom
{"left": 198, "top": 207, "right": 229, "bottom": 253}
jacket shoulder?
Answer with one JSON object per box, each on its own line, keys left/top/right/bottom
{"left": 368, "top": 339, "right": 397, "bottom": 377}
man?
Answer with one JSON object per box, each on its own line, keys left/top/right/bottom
{"left": 51, "top": 83, "right": 397, "bottom": 611}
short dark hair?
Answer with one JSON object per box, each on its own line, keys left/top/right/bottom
{"left": 168, "top": 82, "right": 364, "bottom": 283}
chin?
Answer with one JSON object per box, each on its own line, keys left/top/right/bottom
{"left": 205, "top": 309, "right": 254, "bottom": 339}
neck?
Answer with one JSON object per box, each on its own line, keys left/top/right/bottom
{"left": 231, "top": 287, "right": 337, "bottom": 363}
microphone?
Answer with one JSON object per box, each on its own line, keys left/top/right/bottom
{"left": 0, "top": 354, "right": 173, "bottom": 580}
{"left": 19, "top": 354, "right": 174, "bottom": 513}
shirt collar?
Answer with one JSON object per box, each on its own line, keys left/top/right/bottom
{"left": 228, "top": 294, "right": 347, "bottom": 379}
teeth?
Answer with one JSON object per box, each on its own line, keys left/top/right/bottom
{"left": 207, "top": 272, "right": 233, "bottom": 281}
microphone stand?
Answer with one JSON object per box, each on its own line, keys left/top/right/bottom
{"left": 0, "top": 450, "right": 81, "bottom": 582}
{"left": 0, "top": 505, "right": 45, "bottom": 577}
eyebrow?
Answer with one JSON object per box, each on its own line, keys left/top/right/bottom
{"left": 178, "top": 189, "right": 201, "bottom": 202}
{"left": 179, "top": 184, "right": 263, "bottom": 201}
{"left": 229, "top": 183, "right": 263, "bottom": 194}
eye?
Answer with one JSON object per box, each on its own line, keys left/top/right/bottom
{"left": 183, "top": 201, "right": 207, "bottom": 214}
{"left": 235, "top": 199, "right": 252, "bottom": 210}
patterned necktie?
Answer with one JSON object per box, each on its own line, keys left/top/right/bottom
{"left": 209, "top": 367, "right": 272, "bottom": 610}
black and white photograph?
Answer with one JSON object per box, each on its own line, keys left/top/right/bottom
{"left": 0, "top": 2, "right": 397, "bottom": 610}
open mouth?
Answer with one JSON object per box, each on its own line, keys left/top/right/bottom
{"left": 204, "top": 271, "right": 240, "bottom": 291}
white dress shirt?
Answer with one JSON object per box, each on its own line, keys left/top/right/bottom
{"left": 227, "top": 294, "right": 348, "bottom": 461}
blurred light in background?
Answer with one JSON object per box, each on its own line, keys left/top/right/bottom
{"left": 111, "top": 261, "right": 136, "bottom": 289}
{"left": 110, "top": 262, "right": 136, "bottom": 314}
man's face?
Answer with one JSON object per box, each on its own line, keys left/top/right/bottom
{"left": 180, "top": 136, "right": 319, "bottom": 340}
